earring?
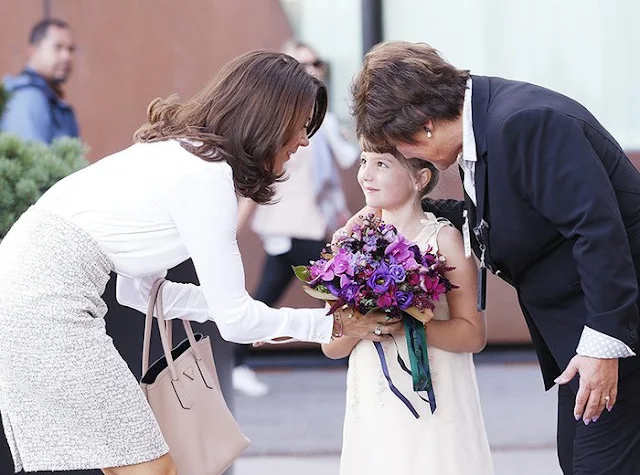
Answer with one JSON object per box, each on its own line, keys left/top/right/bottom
{"left": 425, "top": 127, "right": 432, "bottom": 138}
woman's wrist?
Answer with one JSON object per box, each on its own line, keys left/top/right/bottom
{"left": 331, "top": 310, "right": 344, "bottom": 339}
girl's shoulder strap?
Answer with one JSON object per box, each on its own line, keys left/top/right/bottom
{"left": 414, "top": 213, "right": 453, "bottom": 253}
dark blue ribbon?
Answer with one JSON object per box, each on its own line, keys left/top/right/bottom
{"left": 373, "top": 341, "right": 420, "bottom": 419}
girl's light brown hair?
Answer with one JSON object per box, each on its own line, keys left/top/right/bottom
{"left": 134, "top": 50, "right": 328, "bottom": 204}
{"left": 351, "top": 41, "right": 469, "bottom": 149}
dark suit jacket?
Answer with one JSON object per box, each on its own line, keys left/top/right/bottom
{"left": 425, "top": 75, "right": 640, "bottom": 390}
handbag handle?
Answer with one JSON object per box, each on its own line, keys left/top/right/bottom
{"left": 142, "top": 279, "right": 164, "bottom": 377}
{"left": 142, "top": 279, "right": 217, "bottom": 392}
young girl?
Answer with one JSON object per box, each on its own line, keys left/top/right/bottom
{"left": 323, "top": 147, "right": 495, "bottom": 474}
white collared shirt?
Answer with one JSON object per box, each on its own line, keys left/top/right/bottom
{"left": 457, "top": 79, "right": 477, "bottom": 206}
{"left": 457, "top": 78, "right": 633, "bottom": 360}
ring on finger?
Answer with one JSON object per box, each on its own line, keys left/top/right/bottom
{"left": 374, "top": 324, "right": 383, "bottom": 336}
{"left": 603, "top": 395, "right": 611, "bottom": 403}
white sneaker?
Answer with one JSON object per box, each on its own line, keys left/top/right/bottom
{"left": 233, "top": 365, "right": 269, "bottom": 397}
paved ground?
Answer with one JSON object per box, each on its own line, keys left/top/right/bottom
{"left": 230, "top": 350, "right": 564, "bottom": 474}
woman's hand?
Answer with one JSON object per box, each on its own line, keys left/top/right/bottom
{"left": 338, "top": 307, "right": 403, "bottom": 342}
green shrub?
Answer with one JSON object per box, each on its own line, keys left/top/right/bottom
{"left": 0, "top": 134, "right": 88, "bottom": 238}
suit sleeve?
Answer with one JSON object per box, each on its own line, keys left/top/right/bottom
{"left": 421, "top": 198, "right": 466, "bottom": 231}
{"left": 501, "top": 108, "right": 639, "bottom": 352}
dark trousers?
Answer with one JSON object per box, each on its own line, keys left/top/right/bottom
{"left": 236, "top": 238, "right": 326, "bottom": 365}
{"left": 557, "top": 367, "right": 640, "bottom": 474}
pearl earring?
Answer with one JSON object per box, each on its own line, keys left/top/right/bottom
{"left": 425, "top": 128, "right": 432, "bottom": 138}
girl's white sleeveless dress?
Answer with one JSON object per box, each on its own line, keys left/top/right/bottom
{"left": 340, "top": 214, "right": 495, "bottom": 475}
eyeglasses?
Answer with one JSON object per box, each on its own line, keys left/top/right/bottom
{"left": 302, "top": 59, "right": 325, "bottom": 68}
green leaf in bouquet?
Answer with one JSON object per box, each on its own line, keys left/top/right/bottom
{"left": 292, "top": 265, "right": 312, "bottom": 282}
{"left": 301, "top": 285, "right": 338, "bottom": 301}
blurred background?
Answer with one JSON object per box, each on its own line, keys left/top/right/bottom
{"left": 1, "top": 1, "right": 638, "bottom": 474}
{"left": 3, "top": 0, "right": 639, "bottom": 344}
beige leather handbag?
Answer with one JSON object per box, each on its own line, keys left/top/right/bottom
{"left": 141, "top": 279, "right": 250, "bottom": 475}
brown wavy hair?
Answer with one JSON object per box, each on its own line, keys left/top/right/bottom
{"left": 351, "top": 41, "right": 469, "bottom": 149}
{"left": 134, "top": 50, "right": 328, "bottom": 204}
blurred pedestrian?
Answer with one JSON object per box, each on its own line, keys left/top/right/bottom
{"left": 1, "top": 18, "right": 78, "bottom": 143}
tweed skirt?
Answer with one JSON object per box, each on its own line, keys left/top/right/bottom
{"left": 0, "top": 207, "right": 168, "bottom": 472}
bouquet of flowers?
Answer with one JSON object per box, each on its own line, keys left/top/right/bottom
{"left": 293, "top": 214, "right": 456, "bottom": 416}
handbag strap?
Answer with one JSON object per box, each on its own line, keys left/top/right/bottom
{"left": 142, "top": 278, "right": 206, "bottom": 378}
{"left": 142, "top": 279, "right": 164, "bottom": 376}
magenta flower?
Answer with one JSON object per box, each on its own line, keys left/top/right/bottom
{"left": 308, "top": 259, "right": 335, "bottom": 284}
{"left": 376, "top": 292, "right": 394, "bottom": 309}
{"left": 403, "top": 257, "right": 421, "bottom": 271}
{"left": 407, "top": 272, "right": 421, "bottom": 286}
{"left": 332, "top": 249, "right": 354, "bottom": 276}
{"left": 385, "top": 236, "right": 415, "bottom": 266}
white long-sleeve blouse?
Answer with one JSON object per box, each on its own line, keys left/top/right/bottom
{"left": 35, "top": 139, "right": 333, "bottom": 344}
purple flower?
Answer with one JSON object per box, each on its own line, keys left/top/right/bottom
{"left": 381, "top": 225, "right": 397, "bottom": 243}
{"left": 352, "top": 251, "right": 370, "bottom": 269}
{"left": 340, "top": 274, "right": 353, "bottom": 288}
{"left": 363, "top": 235, "right": 378, "bottom": 253}
{"left": 395, "top": 291, "right": 414, "bottom": 310}
{"left": 326, "top": 282, "right": 341, "bottom": 297}
{"left": 340, "top": 283, "right": 361, "bottom": 303}
{"left": 367, "top": 265, "right": 392, "bottom": 293}
{"left": 352, "top": 224, "right": 363, "bottom": 240}
{"left": 389, "top": 264, "right": 406, "bottom": 283}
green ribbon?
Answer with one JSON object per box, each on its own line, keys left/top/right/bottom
{"left": 404, "top": 317, "right": 437, "bottom": 413}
